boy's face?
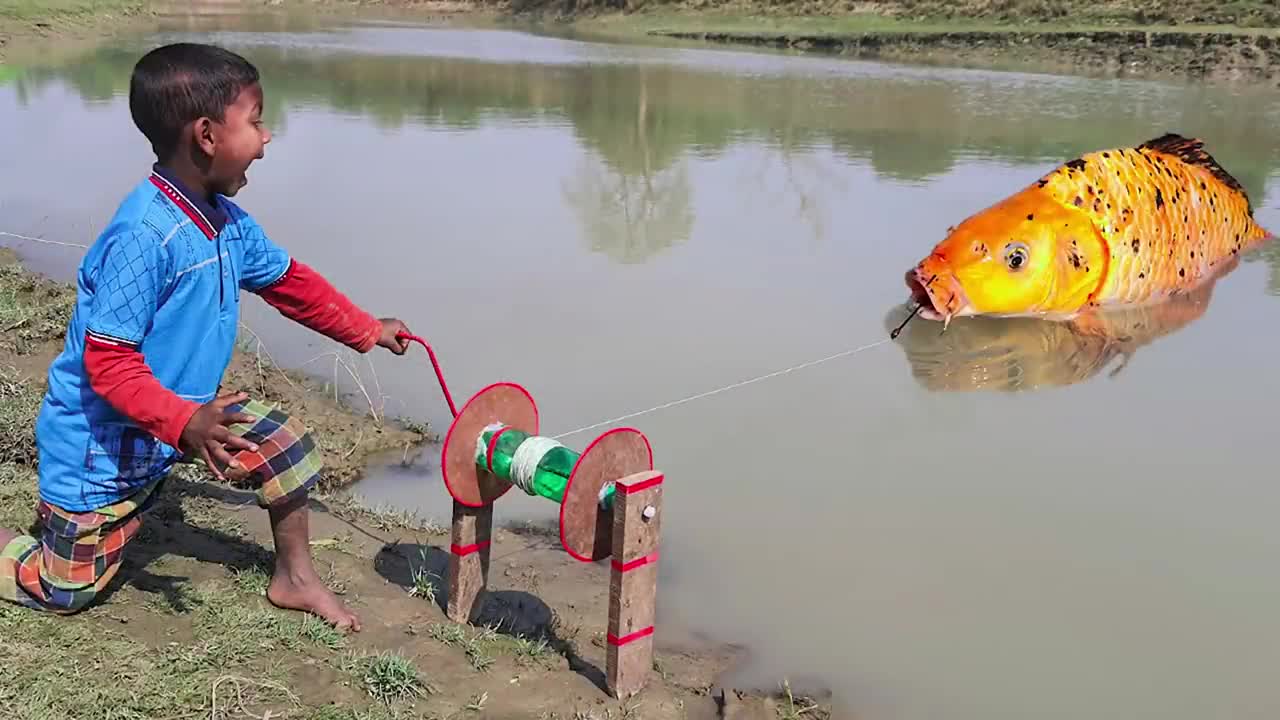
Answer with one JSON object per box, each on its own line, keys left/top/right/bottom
{"left": 203, "top": 82, "right": 270, "bottom": 197}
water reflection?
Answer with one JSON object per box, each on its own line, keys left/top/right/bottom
{"left": 11, "top": 36, "right": 1280, "bottom": 195}
{"left": 884, "top": 255, "right": 1244, "bottom": 393}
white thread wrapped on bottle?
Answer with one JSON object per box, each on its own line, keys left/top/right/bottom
{"left": 508, "top": 435, "right": 566, "bottom": 495}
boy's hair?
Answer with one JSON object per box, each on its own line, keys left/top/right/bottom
{"left": 128, "top": 42, "right": 259, "bottom": 161}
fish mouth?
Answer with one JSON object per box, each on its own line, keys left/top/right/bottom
{"left": 905, "top": 266, "right": 971, "bottom": 326}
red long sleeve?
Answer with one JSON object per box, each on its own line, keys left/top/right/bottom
{"left": 84, "top": 336, "right": 202, "bottom": 449}
{"left": 255, "top": 259, "right": 381, "bottom": 352}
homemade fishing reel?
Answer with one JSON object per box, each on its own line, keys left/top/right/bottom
{"left": 398, "top": 334, "right": 663, "bottom": 700}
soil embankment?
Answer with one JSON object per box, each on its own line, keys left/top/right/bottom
{"left": 645, "top": 27, "right": 1280, "bottom": 81}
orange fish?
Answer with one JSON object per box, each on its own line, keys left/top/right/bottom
{"left": 905, "top": 133, "right": 1273, "bottom": 326}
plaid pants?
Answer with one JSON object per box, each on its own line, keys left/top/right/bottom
{"left": 0, "top": 399, "right": 322, "bottom": 613}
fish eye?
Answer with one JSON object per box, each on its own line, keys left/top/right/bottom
{"left": 1004, "top": 242, "right": 1029, "bottom": 271}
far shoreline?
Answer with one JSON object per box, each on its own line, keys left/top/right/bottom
{"left": 5, "top": 1, "right": 1280, "bottom": 84}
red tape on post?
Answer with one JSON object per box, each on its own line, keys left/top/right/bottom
{"left": 450, "top": 540, "right": 491, "bottom": 556}
{"left": 607, "top": 626, "right": 654, "bottom": 647}
{"left": 618, "top": 473, "right": 664, "bottom": 495}
{"left": 612, "top": 551, "right": 658, "bottom": 573}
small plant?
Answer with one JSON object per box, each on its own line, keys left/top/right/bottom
{"left": 341, "top": 650, "right": 434, "bottom": 704}
{"left": 408, "top": 547, "right": 440, "bottom": 604}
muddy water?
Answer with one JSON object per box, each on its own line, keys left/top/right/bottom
{"left": 4, "top": 12, "right": 1280, "bottom": 719}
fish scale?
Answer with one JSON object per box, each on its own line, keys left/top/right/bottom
{"left": 1038, "top": 135, "right": 1268, "bottom": 307}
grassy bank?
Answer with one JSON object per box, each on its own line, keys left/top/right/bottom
{"left": 7, "top": 0, "right": 1280, "bottom": 80}
{"left": 0, "top": 0, "right": 154, "bottom": 60}
{"left": 564, "top": 6, "right": 1280, "bottom": 81}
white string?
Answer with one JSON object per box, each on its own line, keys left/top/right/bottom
{"left": 549, "top": 337, "right": 892, "bottom": 440}
{"left": 0, "top": 229, "right": 896, "bottom": 440}
{"left": 508, "top": 435, "right": 564, "bottom": 494}
{"left": 0, "top": 230, "right": 90, "bottom": 249}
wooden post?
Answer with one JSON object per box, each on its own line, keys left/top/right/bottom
{"left": 606, "top": 469, "right": 664, "bottom": 700}
{"left": 447, "top": 496, "right": 493, "bottom": 623}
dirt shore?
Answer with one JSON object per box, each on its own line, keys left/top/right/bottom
{"left": 7, "top": 0, "right": 1280, "bottom": 82}
{"left": 640, "top": 25, "right": 1280, "bottom": 82}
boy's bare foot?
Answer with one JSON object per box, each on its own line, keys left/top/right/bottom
{"left": 265, "top": 492, "right": 361, "bottom": 631}
{"left": 267, "top": 570, "right": 361, "bottom": 631}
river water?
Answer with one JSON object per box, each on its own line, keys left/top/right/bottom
{"left": 3, "top": 10, "right": 1280, "bottom": 719}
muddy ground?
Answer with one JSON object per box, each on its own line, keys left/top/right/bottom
{"left": 0, "top": 247, "right": 826, "bottom": 719}
{"left": 645, "top": 26, "right": 1280, "bottom": 83}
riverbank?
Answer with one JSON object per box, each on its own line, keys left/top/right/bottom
{"left": 0, "top": 248, "right": 828, "bottom": 718}
{"left": 6, "top": 0, "right": 1280, "bottom": 81}
{"left": 564, "top": 10, "right": 1280, "bottom": 82}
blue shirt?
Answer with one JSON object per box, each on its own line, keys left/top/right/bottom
{"left": 35, "top": 166, "right": 293, "bottom": 511}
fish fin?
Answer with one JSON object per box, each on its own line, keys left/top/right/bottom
{"left": 1138, "top": 132, "right": 1252, "bottom": 213}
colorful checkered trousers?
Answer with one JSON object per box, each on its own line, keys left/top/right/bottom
{"left": 0, "top": 398, "right": 322, "bottom": 613}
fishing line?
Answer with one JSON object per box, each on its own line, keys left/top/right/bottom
{"left": 0, "top": 228, "right": 899, "bottom": 440}
{"left": 400, "top": 332, "right": 892, "bottom": 440}
{"left": 0, "top": 230, "right": 90, "bottom": 249}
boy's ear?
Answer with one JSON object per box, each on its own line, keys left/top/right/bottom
{"left": 192, "top": 116, "right": 217, "bottom": 156}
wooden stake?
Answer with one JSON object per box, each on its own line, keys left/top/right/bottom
{"left": 447, "top": 496, "right": 493, "bottom": 623}
{"left": 606, "top": 469, "right": 664, "bottom": 700}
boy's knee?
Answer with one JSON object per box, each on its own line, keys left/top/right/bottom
{"left": 2, "top": 535, "right": 111, "bottom": 614}
{"left": 225, "top": 406, "right": 324, "bottom": 509}
{"left": 43, "top": 585, "right": 100, "bottom": 614}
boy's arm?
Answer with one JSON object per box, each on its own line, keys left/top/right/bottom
{"left": 84, "top": 341, "right": 200, "bottom": 448}
{"left": 253, "top": 259, "right": 382, "bottom": 353}
{"left": 237, "top": 218, "right": 382, "bottom": 352}
{"left": 81, "top": 231, "right": 200, "bottom": 449}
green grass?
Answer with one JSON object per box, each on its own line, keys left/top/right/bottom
{"left": 338, "top": 650, "right": 436, "bottom": 704}
{"left": 0, "top": 0, "right": 144, "bottom": 22}
{"left": 425, "top": 621, "right": 556, "bottom": 672}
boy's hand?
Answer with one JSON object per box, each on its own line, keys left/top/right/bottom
{"left": 376, "top": 318, "right": 412, "bottom": 355}
{"left": 179, "top": 391, "right": 259, "bottom": 480}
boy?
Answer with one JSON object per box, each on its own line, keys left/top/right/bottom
{"left": 0, "top": 42, "right": 410, "bottom": 631}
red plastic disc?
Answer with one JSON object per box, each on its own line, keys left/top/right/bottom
{"left": 440, "top": 382, "right": 539, "bottom": 507}
{"left": 559, "top": 427, "right": 653, "bottom": 562}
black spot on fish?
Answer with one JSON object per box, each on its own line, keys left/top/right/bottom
{"left": 1065, "top": 158, "right": 1087, "bottom": 171}
{"left": 1190, "top": 250, "right": 1195, "bottom": 258}
{"left": 1103, "top": 152, "right": 1111, "bottom": 158}
{"left": 1074, "top": 196, "right": 1084, "bottom": 207}
{"left": 1037, "top": 179, "right": 1048, "bottom": 188}
{"left": 1179, "top": 268, "right": 1186, "bottom": 277}
{"left": 1155, "top": 189, "right": 1164, "bottom": 209}
{"left": 1139, "top": 272, "right": 1146, "bottom": 279}
{"left": 1132, "top": 238, "right": 1140, "bottom": 253}
{"left": 1026, "top": 214, "right": 1034, "bottom": 221}
{"left": 1200, "top": 181, "right": 1207, "bottom": 190}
